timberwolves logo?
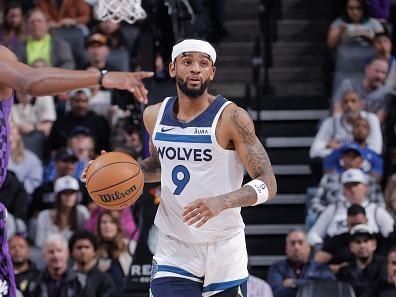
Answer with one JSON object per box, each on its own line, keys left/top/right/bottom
{"left": 151, "top": 259, "right": 158, "bottom": 281}
{"left": 0, "top": 280, "right": 8, "bottom": 297}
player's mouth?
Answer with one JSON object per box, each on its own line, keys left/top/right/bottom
{"left": 187, "top": 76, "right": 202, "bottom": 85}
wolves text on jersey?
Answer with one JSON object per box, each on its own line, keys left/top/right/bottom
{"left": 156, "top": 146, "right": 212, "bottom": 162}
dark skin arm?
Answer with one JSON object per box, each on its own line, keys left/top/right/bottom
{"left": 183, "top": 105, "right": 277, "bottom": 227}
{"left": 0, "top": 46, "right": 153, "bottom": 102}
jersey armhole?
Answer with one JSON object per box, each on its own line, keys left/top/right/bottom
{"left": 210, "top": 101, "right": 234, "bottom": 152}
{"left": 152, "top": 97, "right": 172, "bottom": 139}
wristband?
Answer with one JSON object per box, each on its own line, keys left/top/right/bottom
{"left": 245, "top": 179, "right": 269, "bottom": 205}
{"left": 98, "top": 69, "right": 108, "bottom": 86}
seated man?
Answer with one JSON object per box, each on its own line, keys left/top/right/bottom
{"left": 337, "top": 224, "right": 387, "bottom": 297}
{"left": 308, "top": 169, "right": 394, "bottom": 247}
{"left": 267, "top": 229, "right": 335, "bottom": 297}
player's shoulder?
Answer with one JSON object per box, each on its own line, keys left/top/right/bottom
{"left": 143, "top": 101, "right": 165, "bottom": 134}
{"left": 221, "top": 102, "right": 254, "bottom": 128}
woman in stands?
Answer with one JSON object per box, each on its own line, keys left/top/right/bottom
{"left": 327, "top": 0, "right": 384, "bottom": 48}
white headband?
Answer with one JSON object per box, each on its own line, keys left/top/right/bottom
{"left": 171, "top": 39, "right": 216, "bottom": 64}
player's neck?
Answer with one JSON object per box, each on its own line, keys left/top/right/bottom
{"left": 175, "top": 92, "right": 215, "bottom": 122}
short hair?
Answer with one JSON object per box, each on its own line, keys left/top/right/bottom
{"left": 25, "top": 7, "right": 47, "bottom": 22}
{"left": 347, "top": 204, "right": 366, "bottom": 217}
{"left": 366, "top": 56, "right": 389, "bottom": 66}
{"left": 69, "top": 230, "right": 98, "bottom": 251}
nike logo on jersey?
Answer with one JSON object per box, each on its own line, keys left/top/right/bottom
{"left": 161, "top": 127, "right": 175, "bottom": 132}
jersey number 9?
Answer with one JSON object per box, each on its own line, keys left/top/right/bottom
{"left": 172, "top": 165, "right": 190, "bottom": 195}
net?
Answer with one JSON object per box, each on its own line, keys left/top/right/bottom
{"left": 96, "top": 0, "right": 147, "bottom": 24}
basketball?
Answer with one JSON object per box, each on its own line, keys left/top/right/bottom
{"left": 85, "top": 152, "right": 144, "bottom": 210}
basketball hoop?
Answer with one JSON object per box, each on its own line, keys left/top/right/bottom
{"left": 96, "top": 0, "right": 147, "bottom": 24}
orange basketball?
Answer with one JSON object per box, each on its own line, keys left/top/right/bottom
{"left": 85, "top": 152, "right": 144, "bottom": 210}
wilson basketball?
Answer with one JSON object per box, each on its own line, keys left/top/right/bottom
{"left": 86, "top": 152, "right": 144, "bottom": 210}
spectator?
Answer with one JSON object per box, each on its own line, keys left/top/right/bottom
{"left": 379, "top": 246, "right": 396, "bottom": 296}
{"left": 69, "top": 230, "right": 115, "bottom": 297}
{"left": 0, "top": 170, "right": 29, "bottom": 224}
{"left": 26, "top": 234, "right": 83, "bottom": 297}
{"left": 9, "top": 234, "right": 39, "bottom": 297}
{"left": 8, "top": 123, "right": 43, "bottom": 195}
{"left": 0, "top": 1, "right": 25, "bottom": 52}
{"left": 337, "top": 224, "right": 387, "bottom": 297}
{"left": 111, "top": 123, "right": 144, "bottom": 160}
{"left": 93, "top": 20, "right": 127, "bottom": 50}
{"left": 36, "top": 0, "right": 91, "bottom": 29}
{"left": 14, "top": 8, "right": 75, "bottom": 69}
{"left": 327, "top": 0, "right": 384, "bottom": 49}
{"left": 332, "top": 57, "right": 390, "bottom": 120}
{"left": 48, "top": 88, "right": 111, "bottom": 154}
{"left": 35, "top": 175, "right": 89, "bottom": 248}
{"left": 371, "top": 32, "right": 396, "bottom": 88}
{"left": 324, "top": 143, "right": 383, "bottom": 179}
{"left": 384, "top": 174, "right": 396, "bottom": 219}
{"left": 308, "top": 168, "right": 394, "bottom": 247}
{"left": 314, "top": 204, "right": 368, "bottom": 274}
{"left": 96, "top": 210, "right": 136, "bottom": 292}
{"left": 310, "top": 90, "right": 382, "bottom": 180}
{"left": 267, "top": 229, "right": 335, "bottom": 297}
{"left": 11, "top": 88, "right": 56, "bottom": 159}
{"left": 66, "top": 127, "right": 96, "bottom": 180}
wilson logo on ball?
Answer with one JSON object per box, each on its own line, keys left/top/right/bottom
{"left": 99, "top": 184, "right": 137, "bottom": 202}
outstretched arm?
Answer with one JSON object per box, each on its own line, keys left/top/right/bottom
{"left": 183, "top": 105, "right": 277, "bottom": 227}
{"left": 0, "top": 46, "right": 153, "bottom": 102}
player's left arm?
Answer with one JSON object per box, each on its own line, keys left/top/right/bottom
{"left": 183, "top": 106, "right": 277, "bottom": 227}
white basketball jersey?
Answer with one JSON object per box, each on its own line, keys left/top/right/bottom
{"left": 152, "top": 96, "right": 245, "bottom": 243}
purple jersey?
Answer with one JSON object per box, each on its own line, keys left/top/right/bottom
{"left": 0, "top": 94, "right": 12, "bottom": 188}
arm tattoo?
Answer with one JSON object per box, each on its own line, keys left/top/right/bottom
{"left": 219, "top": 108, "right": 277, "bottom": 208}
{"left": 139, "top": 140, "right": 161, "bottom": 183}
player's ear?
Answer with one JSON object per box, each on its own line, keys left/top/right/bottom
{"left": 169, "top": 61, "right": 176, "bottom": 78}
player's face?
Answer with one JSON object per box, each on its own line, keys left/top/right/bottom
{"left": 72, "top": 239, "right": 96, "bottom": 265}
{"left": 346, "top": 0, "right": 363, "bottom": 23}
{"left": 9, "top": 236, "right": 30, "bottom": 265}
{"left": 170, "top": 52, "right": 216, "bottom": 98}
{"left": 99, "top": 214, "right": 118, "bottom": 240}
{"left": 285, "top": 231, "right": 310, "bottom": 263}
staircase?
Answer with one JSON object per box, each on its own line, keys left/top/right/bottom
{"left": 210, "top": 0, "right": 336, "bottom": 280}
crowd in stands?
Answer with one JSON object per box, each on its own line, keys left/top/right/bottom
{"left": 2, "top": 1, "right": 396, "bottom": 297}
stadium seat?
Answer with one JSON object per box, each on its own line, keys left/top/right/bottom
{"left": 296, "top": 280, "right": 356, "bottom": 297}
{"left": 52, "top": 27, "right": 86, "bottom": 68}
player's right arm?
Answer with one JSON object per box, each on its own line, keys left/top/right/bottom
{"left": 0, "top": 46, "right": 153, "bottom": 103}
{"left": 139, "top": 103, "right": 162, "bottom": 183}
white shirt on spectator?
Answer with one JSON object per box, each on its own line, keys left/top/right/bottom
{"left": 248, "top": 275, "right": 274, "bottom": 297}
{"left": 309, "top": 111, "right": 382, "bottom": 158}
{"left": 307, "top": 200, "right": 394, "bottom": 246}
{"left": 11, "top": 95, "right": 56, "bottom": 125}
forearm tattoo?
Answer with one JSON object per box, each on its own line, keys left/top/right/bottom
{"left": 139, "top": 140, "right": 161, "bottom": 183}
{"left": 229, "top": 108, "right": 277, "bottom": 201}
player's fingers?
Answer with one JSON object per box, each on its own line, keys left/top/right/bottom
{"left": 81, "top": 160, "right": 94, "bottom": 182}
{"left": 195, "top": 215, "right": 210, "bottom": 228}
{"left": 182, "top": 203, "right": 201, "bottom": 216}
{"left": 101, "top": 150, "right": 107, "bottom": 155}
{"left": 133, "top": 71, "right": 154, "bottom": 79}
{"left": 182, "top": 207, "right": 201, "bottom": 222}
{"left": 186, "top": 211, "right": 205, "bottom": 225}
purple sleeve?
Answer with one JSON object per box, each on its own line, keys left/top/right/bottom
{"left": 369, "top": 0, "right": 390, "bottom": 20}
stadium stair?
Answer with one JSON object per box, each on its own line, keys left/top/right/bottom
{"left": 210, "top": 0, "right": 335, "bottom": 279}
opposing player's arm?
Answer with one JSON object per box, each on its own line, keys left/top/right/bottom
{"left": 0, "top": 46, "right": 153, "bottom": 102}
{"left": 139, "top": 103, "right": 162, "bottom": 183}
{"left": 223, "top": 106, "right": 277, "bottom": 206}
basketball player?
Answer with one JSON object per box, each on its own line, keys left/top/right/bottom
{"left": 0, "top": 46, "right": 152, "bottom": 297}
{"left": 140, "top": 39, "right": 277, "bottom": 297}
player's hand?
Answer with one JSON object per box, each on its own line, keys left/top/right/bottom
{"left": 81, "top": 150, "right": 107, "bottom": 182}
{"left": 102, "top": 71, "right": 154, "bottom": 104}
{"left": 182, "top": 196, "right": 226, "bottom": 228}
